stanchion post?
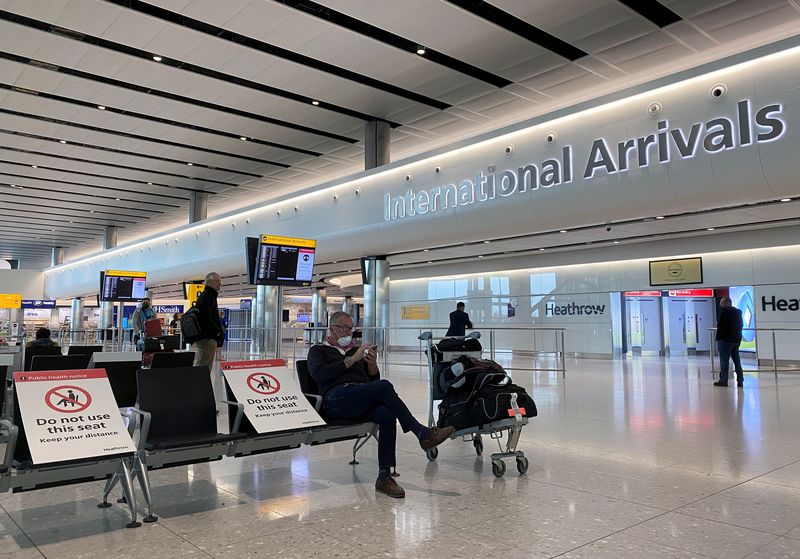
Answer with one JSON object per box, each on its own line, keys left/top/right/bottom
{"left": 560, "top": 330, "right": 566, "bottom": 379}
{"left": 489, "top": 329, "right": 496, "bottom": 361}
{"left": 772, "top": 330, "right": 778, "bottom": 382}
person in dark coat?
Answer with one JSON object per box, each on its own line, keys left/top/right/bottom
{"left": 714, "top": 296, "right": 744, "bottom": 387}
{"left": 307, "top": 311, "right": 454, "bottom": 499}
{"left": 445, "top": 302, "right": 473, "bottom": 336}
{"left": 192, "top": 272, "right": 224, "bottom": 372}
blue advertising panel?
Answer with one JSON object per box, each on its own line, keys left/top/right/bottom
{"left": 729, "top": 286, "right": 756, "bottom": 352}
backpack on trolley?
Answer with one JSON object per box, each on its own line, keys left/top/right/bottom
{"left": 436, "top": 355, "right": 537, "bottom": 430}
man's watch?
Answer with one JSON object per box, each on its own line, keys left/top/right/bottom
{"left": 344, "top": 356, "right": 352, "bottom": 368}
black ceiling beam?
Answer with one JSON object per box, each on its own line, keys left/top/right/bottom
{"left": 0, "top": 10, "right": 408, "bottom": 124}
{"left": 272, "top": 0, "right": 511, "bottom": 88}
{"left": 0, "top": 163, "right": 189, "bottom": 201}
{"left": 0, "top": 145, "right": 235, "bottom": 189}
{"left": 0, "top": 50, "right": 357, "bottom": 144}
{"left": 0, "top": 192, "right": 157, "bottom": 217}
{"left": 1, "top": 83, "right": 322, "bottom": 157}
{"left": 0, "top": 176, "right": 182, "bottom": 208}
{"left": 617, "top": 0, "right": 682, "bottom": 28}
{"left": 0, "top": 216, "right": 110, "bottom": 234}
{"left": 0, "top": 227, "right": 96, "bottom": 242}
{"left": 0, "top": 212, "right": 114, "bottom": 230}
{"left": 0, "top": 205, "right": 135, "bottom": 224}
{"left": 444, "top": 0, "right": 588, "bottom": 61}
{"left": 0, "top": 107, "right": 287, "bottom": 171}
{"left": 104, "top": 0, "right": 449, "bottom": 112}
{"left": 0, "top": 127, "right": 260, "bottom": 179}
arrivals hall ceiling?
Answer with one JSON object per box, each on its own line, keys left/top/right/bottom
{"left": 2, "top": 0, "right": 800, "bottom": 270}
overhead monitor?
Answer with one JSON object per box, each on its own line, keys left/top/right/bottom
{"left": 100, "top": 270, "right": 147, "bottom": 302}
{"left": 248, "top": 235, "right": 316, "bottom": 286}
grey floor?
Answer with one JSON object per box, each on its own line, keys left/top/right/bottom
{"left": 2, "top": 355, "right": 800, "bottom": 558}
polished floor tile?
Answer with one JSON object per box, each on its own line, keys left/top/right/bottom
{"left": 2, "top": 355, "right": 800, "bottom": 558}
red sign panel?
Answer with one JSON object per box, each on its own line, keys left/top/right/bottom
{"left": 668, "top": 289, "right": 714, "bottom": 297}
{"left": 624, "top": 291, "right": 662, "bottom": 297}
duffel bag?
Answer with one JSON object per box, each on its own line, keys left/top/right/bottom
{"left": 438, "top": 382, "right": 536, "bottom": 430}
{"left": 437, "top": 355, "right": 507, "bottom": 395}
{"left": 429, "top": 337, "right": 482, "bottom": 363}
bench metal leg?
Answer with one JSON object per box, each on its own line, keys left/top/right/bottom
{"left": 133, "top": 454, "right": 157, "bottom": 523}
{"left": 97, "top": 470, "right": 119, "bottom": 508}
{"left": 349, "top": 426, "right": 379, "bottom": 465}
{"left": 117, "top": 459, "right": 141, "bottom": 528}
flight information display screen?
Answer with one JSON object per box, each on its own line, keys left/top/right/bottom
{"left": 100, "top": 270, "right": 147, "bottom": 301}
{"left": 254, "top": 235, "right": 316, "bottom": 286}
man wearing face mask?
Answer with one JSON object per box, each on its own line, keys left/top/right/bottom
{"left": 131, "top": 297, "right": 156, "bottom": 348}
{"left": 307, "top": 311, "right": 454, "bottom": 499}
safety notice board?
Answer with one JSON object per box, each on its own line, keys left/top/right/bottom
{"left": 220, "top": 359, "right": 325, "bottom": 433}
{"left": 12, "top": 369, "right": 136, "bottom": 464}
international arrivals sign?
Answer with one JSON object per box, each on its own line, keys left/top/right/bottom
{"left": 384, "top": 101, "right": 786, "bottom": 221}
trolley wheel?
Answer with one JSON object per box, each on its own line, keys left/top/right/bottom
{"left": 491, "top": 460, "right": 506, "bottom": 477}
{"left": 426, "top": 447, "right": 438, "bottom": 461}
{"left": 473, "top": 437, "right": 483, "bottom": 456}
{"left": 516, "top": 456, "right": 529, "bottom": 475}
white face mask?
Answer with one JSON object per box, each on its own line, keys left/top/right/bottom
{"left": 337, "top": 335, "right": 352, "bottom": 347}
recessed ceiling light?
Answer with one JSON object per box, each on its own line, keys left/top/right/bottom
{"left": 416, "top": 46, "right": 426, "bottom": 55}
{"left": 31, "top": 165, "right": 37, "bottom": 168}
{"left": 311, "top": 100, "right": 320, "bottom": 106}
{"left": 539, "top": 248, "right": 545, "bottom": 251}
{"left": 187, "top": 162, "right": 194, "bottom": 166}
{"left": 780, "top": 198, "right": 791, "bottom": 202}
{"left": 147, "top": 182, "right": 152, "bottom": 185}
{"left": 115, "top": 198, "right": 120, "bottom": 201}
{"left": 655, "top": 216, "right": 665, "bottom": 219}
{"left": 707, "top": 227, "right": 715, "bottom": 231}
{"left": 483, "top": 240, "right": 490, "bottom": 244}
{"left": 423, "top": 249, "right": 429, "bottom": 252}
{"left": 89, "top": 210, "right": 95, "bottom": 213}
{"left": 613, "top": 240, "right": 620, "bottom": 244}
{"left": 97, "top": 105, "right": 106, "bottom": 110}
{"left": 9, "top": 184, "right": 21, "bottom": 189}
{"left": 478, "top": 255, "right": 484, "bottom": 258}
{"left": 427, "top": 261, "right": 432, "bottom": 264}
{"left": 240, "top": 136, "right": 247, "bottom": 141}
{"left": 59, "top": 140, "right": 67, "bottom": 144}
{"left": 152, "top": 55, "right": 162, "bottom": 62}
{"left": 559, "top": 230, "right": 568, "bottom": 233}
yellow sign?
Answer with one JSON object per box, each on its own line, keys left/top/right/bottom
{"left": 0, "top": 294, "right": 22, "bottom": 309}
{"left": 105, "top": 270, "right": 147, "bottom": 278}
{"left": 261, "top": 234, "right": 316, "bottom": 249}
{"left": 649, "top": 257, "right": 703, "bottom": 286}
{"left": 185, "top": 283, "right": 205, "bottom": 304}
{"left": 401, "top": 305, "right": 430, "bottom": 320}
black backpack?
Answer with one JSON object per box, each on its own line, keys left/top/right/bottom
{"left": 180, "top": 307, "right": 203, "bottom": 344}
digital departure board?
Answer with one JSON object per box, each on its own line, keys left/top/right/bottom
{"left": 100, "top": 270, "right": 147, "bottom": 301}
{"left": 246, "top": 235, "right": 316, "bottom": 286}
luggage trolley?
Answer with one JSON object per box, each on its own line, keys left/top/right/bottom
{"left": 418, "top": 331, "right": 529, "bottom": 477}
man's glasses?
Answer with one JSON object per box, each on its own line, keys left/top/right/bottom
{"left": 334, "top": 324, "right": 354, "bottom": 333}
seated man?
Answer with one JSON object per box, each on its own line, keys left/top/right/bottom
{"left": 307, "top": 311, "right": 454, "bottom": 498}
{"left": 26, "top": 327, "right": 59, "bottom": 348}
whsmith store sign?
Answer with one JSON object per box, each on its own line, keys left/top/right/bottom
{"left": 384, "top": 101, "right": 786, "bottom": 221}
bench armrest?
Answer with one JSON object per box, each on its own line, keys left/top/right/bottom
{"left": 122, "top": 407, "right": 151, "bottom": 449}
{"left": 303, "top": 393, "right": 322, "bottom": 412}
{"left": 220, "top": 400, "right": 245, "bottom": 434}
{"left": 0, "top": 419, "right": 18, "bottom": 470}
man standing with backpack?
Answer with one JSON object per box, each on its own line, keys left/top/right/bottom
{"left": 190, "top": 272, "right": 224, "bottom": 372}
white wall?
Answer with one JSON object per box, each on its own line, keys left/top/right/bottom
{"left": 391, "top": 240, "right": 800, "bottom": 358}
{"left": 0, "top": 270, "right": 44, "bottom": 299}
{"left": 44, "top": 38, "right": 800, "bottom": 299}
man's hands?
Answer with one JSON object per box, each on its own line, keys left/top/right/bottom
{"left": 350, "top": 344, "right": 377, "bottom": 363}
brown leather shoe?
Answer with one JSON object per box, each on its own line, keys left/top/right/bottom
{"left": 419, "top": 426, "right": 455, "bottom": 451}
{"left": 375, "top": 477, "right": 405, "bottom": 498}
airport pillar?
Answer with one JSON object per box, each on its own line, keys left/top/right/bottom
{"left": 365, "top": 120, "right": 390, "bottom": 169}
{"left": 70, "top": 297, "right": 84, "bottom": 344}
{"left": 100, "top": 227, "right": 117, "bottom": 342}
{"left": 342, "top": 295, "right": 353, "bottom": 315}
{"left": 311, "top": 288, "right": 327, "bottom": 343}
{"left": 362, "top": 256, "right": 389, "bottom": 347}
{"left": 50, "top": 247, "right": 64, "bottom": 267}
{"left": 251, "top": 285, "right": 279, "bottom": 357}
{"left": 189, "top": 191, "right": 208, "bottom": 223}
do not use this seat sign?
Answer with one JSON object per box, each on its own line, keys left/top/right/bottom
{"left": 13, "top": 369, "right": 136, "bottom": 465}
{"left": 221, "top": 359, "right": 325, "bottom": 433}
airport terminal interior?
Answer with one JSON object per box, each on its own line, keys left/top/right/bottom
{"left": 3, "top": 0, "right": 800, "bottom": 558}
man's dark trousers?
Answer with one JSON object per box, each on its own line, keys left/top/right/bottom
{"left": 717, "top": 340, "right": 743, "bottom": 384}
{"left": 323, "top": 380, "right": 418, "bottom": 468}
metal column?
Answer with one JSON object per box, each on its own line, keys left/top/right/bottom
{"left": 362, "top": 256, "right": 389, "bottom": 347}
{"left": 342, "top": 296, "right": 353, "bottom": 315}
{"left": 311, "top": 288, "right": 327, "bottom": 344}
{"left": 365, "top": 120, "right": 390, "bottom": 169}
{"left": 50, "top": 247, "right": 64, "bottom": 267}
{"left": 189, "top": 191, "right": 208, "bottom": 223}
{"left": 70, "top": 297, "right": 84, "bottom": 344}
{"left": 101, "top": 228, "right": 117, "bottom": 343}
{"left": 251, "top": 285, "right": 279, "bottom": 357}
{"left": 103, "top": 226, "right": 118, "bottom": 251}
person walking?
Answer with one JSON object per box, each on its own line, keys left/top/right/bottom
{"left": 714, "top": 296, "right": 745, "bottom": 387}
{"left": 445, "top": 301, "right": 473, "bottom": 337}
